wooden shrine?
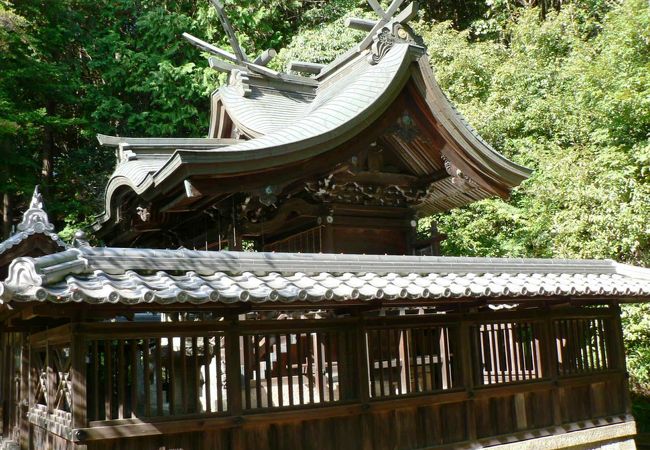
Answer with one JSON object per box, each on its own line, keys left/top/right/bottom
{"left": 0, "top": 1, "right": 648, "bottom": 450}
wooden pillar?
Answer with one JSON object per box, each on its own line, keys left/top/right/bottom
{"left": 46, "top": 343, "right": 54, "bottom": 415}
{"left": 542, "top": 313, "right": 562, "bottom": 426}
{"left": 71, "top": 327, "right": 88, "bottom": 450}
{"left": 459, "top": 321, "right": 477, "bottom": 442}
{"left": 226, "top": 315, "right": 243, "bottom": 450}
{"left": 19, "top": 337, "right": 30, "bottom": 449}
{"left": 71, "top": 331, "right": 87, "bottom": 427}
{"left": 354, "top": 315, "right": 373, "bottom": 450}
{"left": 607, "top": 304, "right": 631, "bottom": 415}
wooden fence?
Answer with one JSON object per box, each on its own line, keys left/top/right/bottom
{"left": 1, "top": 306, "right": 632, "bottom": 450}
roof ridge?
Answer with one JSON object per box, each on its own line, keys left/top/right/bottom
{"left": 0, "top": 186, "right": 68, "bottom": 257}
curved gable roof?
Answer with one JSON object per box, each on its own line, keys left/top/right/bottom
{"left": 96, "top": 14, "right": 531, "bottom": 232}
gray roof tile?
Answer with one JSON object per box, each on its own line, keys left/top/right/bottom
{"left": 1, "top": 246, "right": 649, "bottom": 306}
{"left": 0, "top": 187, "right": 68, "bottom": 257}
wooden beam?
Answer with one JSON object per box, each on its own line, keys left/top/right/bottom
{"left": 344, "top": 17, "right": 378, "bottom": 31}
{"left": 208, "top": 56, "right": 244, "bottom": 73}
{"left": 253, "top": 48, "right": 276, "bottom": 66}
{"left": 182, "top": 32, "right": 238, "bottom": 63}
{"left": 289, "top": 61, "right": 324, "bottom": 75}
{"left": 209, "top": 0, "right": 248, "bottom": 63}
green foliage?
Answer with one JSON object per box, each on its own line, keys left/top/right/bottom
{"left": 411, "top": 2, "right": 649, "bottom": 264}
{"left": 416, "top": 1, "right": 650, "bottom": 392}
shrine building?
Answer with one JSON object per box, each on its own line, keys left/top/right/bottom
{"left": 1, "top": 1, "right": 649, "bottom": 449}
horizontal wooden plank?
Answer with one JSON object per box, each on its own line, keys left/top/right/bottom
{"left": 29, "top": 323, "right": 73, "bottom": 346}
{"left": 557, "top": 370, "right": 624, "bottom": 387}
{"left": 473, "top": 380, "right": 554, "bottom": 399}
{"left": 76, "top": 415, "right": 238, "bottom": 442}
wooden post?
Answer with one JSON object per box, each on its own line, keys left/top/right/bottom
{"left": 542, "top": 314, "right": 562, "bottom": 426}
{"left": 355, "top": 315, "right": 373, "bottom": 450}
{"left": 226, "top": 315, "right": 243, "bottom": 450}
{"left": 46, "top": 343, "right": 54, "bottom": 415}
{"left": 607, "top": 304, "right": 631, "bottom": 415}
{"left": 19, "top": 336, "right": 30, "bottom": 449}
{"left": 459, "top": 321, "right": 477, "bottom": 442}
{"left": 71, "top": 327, "right": 88, "bottom": 449}
{"left": 71, "top": 337, "right": 87, "bottom": 427}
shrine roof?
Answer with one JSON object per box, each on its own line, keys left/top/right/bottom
{"left": 0, "top": 187, "right": 67, "bottom": 259}
{"left": 95, "top": 1, "right": 532, "bottom": 232}
{"left": 2, "top": 246, "right": 649, "bottom": 306}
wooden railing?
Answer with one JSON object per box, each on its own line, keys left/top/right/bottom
{"left": 14, "top": 307, "right": 633, "bottom": 449}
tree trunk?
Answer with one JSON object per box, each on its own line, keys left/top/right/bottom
{"left": 41, "top": 101, "right": 56, "bottom": 196}
{"left": 2, "top": 192, "right": 12, "bottom": 239}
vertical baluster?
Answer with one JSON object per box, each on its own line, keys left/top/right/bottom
{"left": 118, "top": 340, "right": 125, "bottom": 419}
{"left": 93, "top": 341, "right": 99, "bottom": 421}
{"left": 254, "top": 335, "right": 262, "bottom": 408}
{"left": 374, "top": 330, "right": 383, "bottom": 397}
{"left": 326, "top": 332, "right": 335, "bottom": 401}
{"left": 105, "top": 340, "right": 113, "bottom": 419}
{"left": 489, "top": 324, "right": 500, "bottom": 384}
{"left": 286, "top": 334, "right": 294, "bottom": 406}
{"left": 410, "top": 328, "right": 419, "bottom": 393}
{"left": 512, "top": 324, "right": 522, "bottom": 381}
{"left": 307, "top": 333, "right": 315, "bottom": 404}
{"left": 276, "top": 334, "right": 284, "bottom": 407}
{"left": 155, "top": 338, "right": 163, "bottom": 415}
{"left": 203, "top": 336, "right": 212, "bottom": 413}
{"left": 532, "top": 323, "right": 541, "bottom": 379}
{"left": 168, "top": 336, "right": 175, "bottom": 415}
{"left": 316, "top": 332, "right": 326, "bottom": 402}
{"left": 367, "top": 331, "right": 376, "bottom": 398}
{"left": 191, "top": 337, "right": 200, "bottom": 413}
{"left": 387, "top": 329, "right": 397, "bottom": 395}
{"left": 243, "top": 336, "right": 251, "bottom": 410}
{"left": 501, "top": 324, "right": 511, "bottom": 383}
{"left": 573, "top": 320, "right": 583, "bottom": 373}
{"left": 591, "top": 320, "right": 601, "bottom": 371}
{"left": 427, "top": 328, "right": 437, "bottom": 390}
{"left": 445, "top": 327, "right": 455, "bottom": 387}
{"left": 131, "top": 340, "right": 138, "bottom": 418}
{"left": 180, "top": 336, "right": 187, "bottom": 414}
{"left": 597, "top": 318, "right": 608, "bottom": 369}
{"left": 585, "top": 320, "right": 594, "bottom": 372}
{"left": 557, "top": 319, "right": 574, "bottom": 375}
{"left": 296, "top": 333, "right": 304, "bottom": 405}
{"left": 215, "top": 335, "right": 223, "bottom": 412}
{"left": 265, "top": 335, "right": 273, "bottom": 407}
{"left": 334, "top": 330, "right": 350, "bottom": 400}
{"left": 143, "top": 338, "right": 151, "bottom": 417}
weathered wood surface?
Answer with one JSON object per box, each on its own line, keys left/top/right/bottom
{"left": 0, "top": 306, "right": 634, "bottom": 450}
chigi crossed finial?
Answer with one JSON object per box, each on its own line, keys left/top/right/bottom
{"left": 182, "top": 0, "right": 278, "bottom": 78}
{"left": 183, "top": 0, "right": 419, "bottom": 80}
{"left": 355, "top": 0, "right": 419, "bottom": 51}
